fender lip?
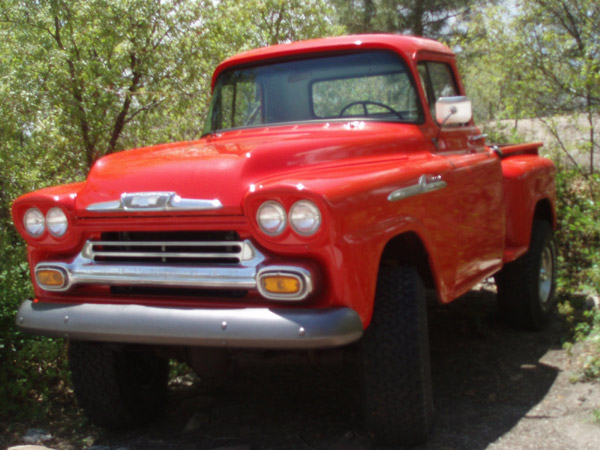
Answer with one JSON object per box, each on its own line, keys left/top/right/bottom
{"left": 16, "top": 300, "right": 363, "bottom": 349}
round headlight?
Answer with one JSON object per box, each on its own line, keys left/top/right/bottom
{"left": 289, "top": 200, "right": 321, "bottom": 236}
{"left": 46, "top": 207, "right": 68, "bottom": 237}
{"left": 24, "top": 208, "right": 45, "bottom": 237}
{"left": 257, "top": 201, "right": 287, "bottom": 236}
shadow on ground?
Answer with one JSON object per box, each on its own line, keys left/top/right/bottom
{"left": 89, "top": 287, "right": 563, "bottom": 450}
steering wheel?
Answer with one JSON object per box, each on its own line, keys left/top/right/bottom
{"left": 339, "top": 100, "right": 401, "bottom": 118}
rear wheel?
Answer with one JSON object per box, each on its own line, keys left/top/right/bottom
{"left": 495, "top": 220, "right": 557, "bottom": 330}
{"left": 69, "top": 341, "right": 169, "bottom": 429}
{"left": 360, "top": 265, "right": 434, "bottom": 445}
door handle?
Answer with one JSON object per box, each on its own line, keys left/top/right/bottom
{"left": 388, "top": 174, "right": 447, "bottom": 202}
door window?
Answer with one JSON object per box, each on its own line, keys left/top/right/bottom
{"left": 417, "top": 62, "right": 458, "bottom": 118}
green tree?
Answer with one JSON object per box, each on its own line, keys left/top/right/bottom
{"left": 0, "top": 0, "right": 208, "bottom": 167}
{"left": 457, "top": 0, "right": 599, "bottom": 174}
{"left": 517, "top": 0, "right": 599, "bottom": 174}
{"left": 198, "top": 0, "right": 343, "bottom": 54}
{"left": 0, "top": 0, "right": 343, "bottom": 170}
{"left": 333, "top": 0, "right": 481, "bottom": 37}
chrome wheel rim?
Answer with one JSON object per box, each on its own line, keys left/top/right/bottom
{"left": 539, "top": 245, "right": 553, "bottom": 309}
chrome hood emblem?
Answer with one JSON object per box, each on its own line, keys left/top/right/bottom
{"left": 124, "top": 192, "right": 171, "bottom": 209}
{"left": 87, "top": 192, "right": 223, "bottom": 212}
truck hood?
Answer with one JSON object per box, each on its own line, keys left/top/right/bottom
{"left": 75, "top": 122, "right": 427, "bottom": 216}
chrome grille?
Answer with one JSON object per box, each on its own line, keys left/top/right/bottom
{"left": 83, "top": 240, "right": 253, "bottom": 265}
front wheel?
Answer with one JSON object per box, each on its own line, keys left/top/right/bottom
{"left": 360, "top": 265, "right": 434, "bottom": 445}
{"left": 69, "top": 341, "right": 169, "bottom": 429}
{"left": 495, "top": 220, "right": 557, "bottom": 330}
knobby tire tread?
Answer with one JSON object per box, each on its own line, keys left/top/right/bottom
{"left": 69, "top": 341, "right": 168, "bottom": 430}
{"left": 361, "top": 265, "right": 434, "bottom": 445}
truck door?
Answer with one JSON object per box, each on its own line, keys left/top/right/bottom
{"left": 417, "top": 60, "right": 505, "bottom": 296}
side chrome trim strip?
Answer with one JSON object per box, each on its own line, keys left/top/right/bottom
{"left": 468, "top": 133, "right": 488, "bottom": 142}
{"left": 16, "top": 301, "right": 364, "bottom": 349}
{"left": 388, "top": 174, "right": 447, "bottom": 202}
{"left": 86, "top": 192, "right": 223, "bottom": 212}
{"left": 87, "top": 200, "right": 122, "bottom": 211}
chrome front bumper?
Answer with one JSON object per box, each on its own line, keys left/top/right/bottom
{"left": 16, "top": 300, "right": 364, "bottom": 349}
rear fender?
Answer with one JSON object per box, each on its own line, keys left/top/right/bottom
{"left": 501, "top": 153, "right": 556, "bottom": 263}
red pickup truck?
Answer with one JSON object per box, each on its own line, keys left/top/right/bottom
{"left": 12, "top": 34, "right": 556, "bottom": 445}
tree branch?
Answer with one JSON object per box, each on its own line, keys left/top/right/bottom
{"left": 106, "top": 52, "right": 142, "bottom": 155}
{"left": 52, "top": 14, "right": 96, "bottom": 166}
{"left": 538, "top": 116, "right": 589, "bottom": 178}
{"left": 124, "top": 97, "right": 166, "bottom": 125}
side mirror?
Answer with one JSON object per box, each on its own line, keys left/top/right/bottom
{"left": 435, "top": 96, "right": 472, "bottom": 125}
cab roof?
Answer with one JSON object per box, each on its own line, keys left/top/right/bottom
{"left": 211, "top": 34, "right": 455, "bottom": 90}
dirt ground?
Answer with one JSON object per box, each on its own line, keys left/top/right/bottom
{"left": 7, "top": 285, "right": 600, "bottom": 450}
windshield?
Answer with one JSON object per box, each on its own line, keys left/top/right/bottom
{"left": 203, "top": 50, "right": 423, "bottom": 134}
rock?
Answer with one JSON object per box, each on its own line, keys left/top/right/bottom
{"left": 329, "top": 431, "right": 365, "bottom": 450}
{"left": 585, "top": 294, "right": 600, "bottom": 309}
{"left": 572, "top": 292, "right": 600, "bottom": 310}
{"left": 21, "top": 429, "right": 53, "bottom": 445}
{"left": 8, "top": 446, "right": 54, "bottom": 450}
{"left": 183, "top": 411, "right": 209, "bottom": 432}
{"left": 206, "top": 446, "right": 251, "bottom": 450}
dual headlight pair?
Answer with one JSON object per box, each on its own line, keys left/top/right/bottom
{"left": 257, "top": 200, "right": 321, "bottom": 237}
{"left": 23, "top": 201, "right": 319, "bottom": 239}
{"left": 23, "top": 207, "right": 68, "bottom": 238}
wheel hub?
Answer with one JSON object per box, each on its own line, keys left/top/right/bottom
{"left": 539, "top": 245, "right": 553, "bottom": 308}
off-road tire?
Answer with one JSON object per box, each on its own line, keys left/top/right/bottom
{"left": 495, "top": 220, "right": 557, "bottom": 330}
{"left": 360, "top": 264, "right": 434, "bottom": 445}
{"left": 69, "top": 341, "right": 169, "bottom": 429}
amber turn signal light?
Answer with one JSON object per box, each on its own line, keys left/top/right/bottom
{"left": 261, "top": 275, "right": 301, "bottom": 294}
{"left": 36, "top": 268, "right": 67, "bottom": 289}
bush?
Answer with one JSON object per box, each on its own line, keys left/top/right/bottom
{"left": 0, "top": 225, "right": 72, "bottom": 427}
{"left": 553, "top": 169, "right": 600, "bottom": 381}
{"left": 554, "top": 170, "right": 600, "bottom": 295}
